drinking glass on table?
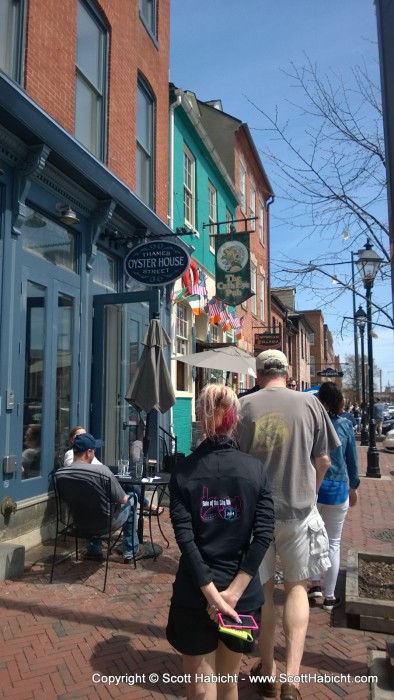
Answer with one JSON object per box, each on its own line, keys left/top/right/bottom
{"left": 122, "top": 459, "right": 130, "bottom": 475}
{"left": 134, "top": 459, "right": 144, "bottom": 479}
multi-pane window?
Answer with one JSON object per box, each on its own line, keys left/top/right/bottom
{"left": 309, "top": 332, "right": 315, "bottom": 345}
{"left": 75, "top": 0, "right": 106, "bottom": 159}
{"left": 288, "top": 336, "right": 292, "bottom": 363}
{"left": 0, "top": 0, "right": 25, "bottom": 82}
{"left": 239, "top": 162, "right": 246, "bottom": 212}
{"left": 251, "top": 262, "right": 257, "bottom": 315}
{"left": 226, "top": 209, "right": 232, "bottom": 233}
{"left": 260, "top": 273, "right": 265, "bottom": 321}
{"left": 250, "top": 183, "right": 256, "bottom": 231}
{"left": 136, "top": 78, "right": 154, "bottom": 207}
{"left": 176, "top": 304, "right": 189, "bottom": 391}
{"left": 208, "top": 181, "right": 217, "bottom": 250}
{"left": 139, "top": 0, "right": 156, "bottom": 37}
{"left": 93, "top": 249, "right": 117, "bottom": 290}
{"left": 22, "top": 207, "right": 76, "bottom": 272}
{"left": 184, "top": 146, "right": 195, "bottom": 227}
{"left": 259, "top": 199, "right": 265, "bottom": 244}
{"left": 176, "top": 304, "right": 189, "bottom": 355}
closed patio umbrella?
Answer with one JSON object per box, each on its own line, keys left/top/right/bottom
{"left": 125, "top": 315, "right": 175, "bottom": 548}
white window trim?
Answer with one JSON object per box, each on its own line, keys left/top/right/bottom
{"left": 184, "top": 146, "right": 195, "bottom": 228}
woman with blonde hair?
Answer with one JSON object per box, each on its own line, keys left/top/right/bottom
{"left": 166, "top": 384, "right": 274, "bottom": 700}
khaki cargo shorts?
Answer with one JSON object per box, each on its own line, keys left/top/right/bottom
{"left": 259, "top": 505, "right": 330, "bottom": 584}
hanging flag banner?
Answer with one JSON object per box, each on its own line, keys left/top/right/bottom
{"left": 215, "top": 232, "right": 253, "bottom": 305}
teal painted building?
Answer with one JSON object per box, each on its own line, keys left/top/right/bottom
{"left": 169, "top": 86, "right": 239, "bottom": 455}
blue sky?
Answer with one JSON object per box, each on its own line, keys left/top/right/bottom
{"left": 170, "top": 0, "right": 394, "bottom": 390}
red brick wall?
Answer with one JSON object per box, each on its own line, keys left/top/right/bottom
{"left": 23, "top": 0, "right": 170, "bottom": 222}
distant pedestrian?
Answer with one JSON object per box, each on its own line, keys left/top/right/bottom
{"left": 308, "top": 382, "right": 360, "bottom": 610}
{"left": 373, "top": 398, "right": 385, "bottom": 436}
{"left": 286, "top": 377, "right": 298, "bottom": 390}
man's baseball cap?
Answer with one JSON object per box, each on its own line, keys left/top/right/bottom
{"left": 256, "top": 349, "right": 289, "bottom": 370}
{"left": 73, "top": 433, "right": 99, "bottom": 452}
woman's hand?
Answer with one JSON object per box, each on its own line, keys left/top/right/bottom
{"left": 349, "top": 488, "right": 358, "bottom": 507}
{"left": 206, "top": 598, "right": 241, "bottom": 625}
{"left": 202, "top": 582, "right": 241, "bottom": 625}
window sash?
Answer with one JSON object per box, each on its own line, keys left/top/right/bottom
{"left": 259, "top": 200, "right": 264, "bottom": 243}
{"left": 208, "top": 182, "right": 217, "bottom": 248}
{"left": 75, "top": 1, "right": 106, "bottom": 159}
{"left": 250, "top": 184, "right": 256, "bottom": 231}
{"left": 251, "top": 262, "right": 257, "bottom": 315}
{"left": 136, "top": 80, "right": 154, "bottom": 207}
{"left": 0, "top": 0, "right": 24, "bottom": 82}
{"left": 139, "top": 0, "right": 156, "bottom": 36}
{"left": 260, "top": 273, "right": 265, "bottom": 321}
{"left": 184, "top": 149, "right": 195, "bottom": 226}
{"left": 239, "top": 163, "right": 246, "bottom": 211}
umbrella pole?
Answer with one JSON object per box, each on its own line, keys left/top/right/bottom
{"left": 137, "top": 412, "right": 151, "bottom": 543}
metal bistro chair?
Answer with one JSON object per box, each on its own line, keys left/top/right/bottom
{"left": 50, "top": 469, "right": 128, "bottom": 592}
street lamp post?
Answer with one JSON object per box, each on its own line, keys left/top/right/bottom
{"left": 355, "top": 240, "right": 383, "bottom": 478}
{"left": 355, "top": 305, "right": 369, "bottom": 446}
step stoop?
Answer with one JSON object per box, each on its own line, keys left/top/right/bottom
{"left": 0, "top": 543, "right": 25, "bottom": 580}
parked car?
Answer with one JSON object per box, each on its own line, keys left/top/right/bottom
{"left": 387, "top": 405, "right": 394, "bottom": 418}
{"left": 383, "top": 429, "right": 394, "bottom": 452}
{"left": 382, "top": 418, "right": 394, "bottom": 435}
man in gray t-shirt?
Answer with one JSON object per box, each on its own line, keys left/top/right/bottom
{"left": 237, "top": 350, "right": 340, "bottom": 698}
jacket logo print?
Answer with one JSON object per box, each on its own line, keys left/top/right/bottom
{"left": 200, "top": 486, "right": 242, "bottom": 521}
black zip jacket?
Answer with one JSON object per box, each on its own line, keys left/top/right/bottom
{"left": 169, "top": 437, "right": 275, "bottom": 611}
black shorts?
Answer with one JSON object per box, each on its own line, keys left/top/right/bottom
{"left": 166, "top": 602, "right": 260, "bottom": 656}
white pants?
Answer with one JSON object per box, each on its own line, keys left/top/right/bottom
{"left": 311, "top": 498, "right": 349, "bottom": 598}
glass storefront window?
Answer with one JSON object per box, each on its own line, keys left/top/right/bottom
{"left": 93, "top": 249, "right": 116, "bottom": 290}
{"left": 22, "top": 207, "right": 76, "bottom": 271}
{"left": 54, "top": 295, "right": 74, "bottom": 466}
{"left": 22, "top": 282, "right": 46, "bottom": 480}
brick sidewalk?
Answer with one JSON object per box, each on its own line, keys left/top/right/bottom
{"left": 0, "top": 445, "right": 393, "bottom": 700}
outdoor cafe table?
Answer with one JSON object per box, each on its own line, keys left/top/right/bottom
{"left": 114, "top": 470, "right": 170, "bottom": 559}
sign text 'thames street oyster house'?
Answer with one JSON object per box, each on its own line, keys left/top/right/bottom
{"left": 0, "top": 82, "right": 191, "bottom": 549}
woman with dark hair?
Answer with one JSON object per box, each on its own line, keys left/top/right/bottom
{"left": 166, "top": 384, "right": 274, "bottom": 700}
{"left": 308, "top": 382, "right": 360, "bottom": 610}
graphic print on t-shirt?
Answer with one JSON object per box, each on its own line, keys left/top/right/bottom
{"left": 200, "top": 486, "right": 242, "bottom": 521}
{"left": 253, "top": 412, "right": 290, "bottom": 453}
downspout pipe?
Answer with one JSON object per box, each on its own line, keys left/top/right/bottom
{"left": 266, "top": 194, "right": 275, "bottom": 331}
{"left": 168, "top": 92, "right": 182, "bottom": 446}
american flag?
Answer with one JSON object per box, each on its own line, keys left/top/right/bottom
{"left": 207, "top": 297, "right": 221, "bottom": 325}
{"left": 192, "top": 283, "right": 207, "bottom": 296}
{"left": 220, "top": 308, "right": 231, "bottom": 331}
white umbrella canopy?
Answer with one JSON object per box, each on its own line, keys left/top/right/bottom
{"left": 174, "top": 346, "right": 256, "bottom": 378}
{"left": 125, "top": 317, "right": 176, "bottom": 413}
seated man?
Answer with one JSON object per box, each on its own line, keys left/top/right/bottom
{"left": 61, "top": 425, "right": 101, "bottom": 468}
{"left": 63, "top": 432, "right": 143, "bottom": 563}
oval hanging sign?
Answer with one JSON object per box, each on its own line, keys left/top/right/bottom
{"left": 124, "top": 239, "right": 190, "bottom": 286}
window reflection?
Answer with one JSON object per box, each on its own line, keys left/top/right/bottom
{"left": 23, "top": 282, "right": 45, "bottom": 479}
{"left": 22, "top": 207, "right": 76, "bottom": 271}
{"left": 55, "top": 295, "right": 74, "bottom": 467}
